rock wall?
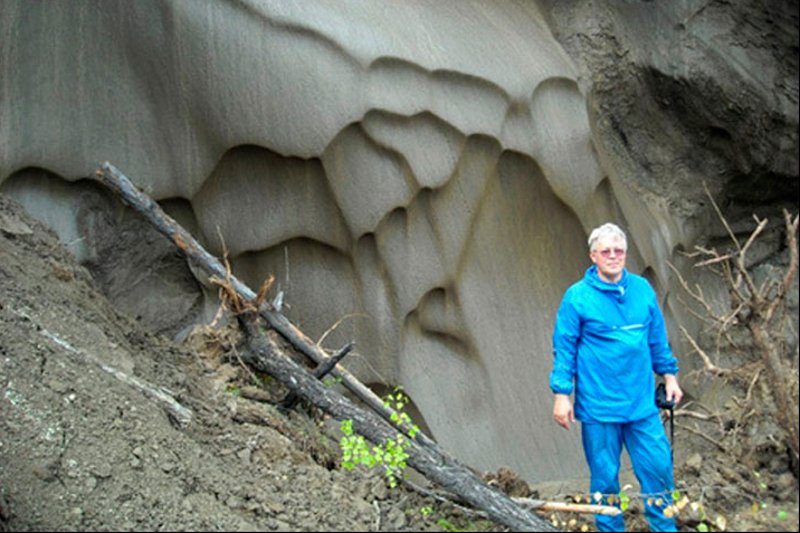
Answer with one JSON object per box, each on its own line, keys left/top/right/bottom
{"left": 1, "top": 0, "right": 796, "bottom": 482}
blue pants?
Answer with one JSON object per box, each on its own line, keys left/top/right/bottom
{"left": 581, "top": 414, "right": 677, "bottom": 532}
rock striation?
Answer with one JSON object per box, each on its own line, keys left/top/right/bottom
{"left": 1, "top": 0, "right": 796, "bottom": 482}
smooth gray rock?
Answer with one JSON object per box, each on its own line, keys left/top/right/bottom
{"left": 1, "top": 0, "right": 796, "bottom": 483}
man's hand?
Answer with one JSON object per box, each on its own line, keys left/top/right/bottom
{"left": 664, "top": 374, "right": 683, "bottom": 405}
{"left": 553, "top": 394, "right": 575, "bottom": 430}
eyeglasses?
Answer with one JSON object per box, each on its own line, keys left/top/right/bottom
{"left": 596, "top": 248, "right": 626, "bottom": 258}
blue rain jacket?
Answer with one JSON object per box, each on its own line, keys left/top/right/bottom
{"left": 550, "top": 266, "right": 679, "bottom": 423}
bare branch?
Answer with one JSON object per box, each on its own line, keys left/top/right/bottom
{"left": 694, "top": 253, "right": 736, "bottom": 268}
{"left": 673, "top": 409, "right": 716, "bottom": 421}
{"left": 739, "top": 216, "right": 768, "bottom": 262}
{"left": 678, "top": 325, "right": 730, "bottom": 376}
{"left": 737, "top": 217, "right": 769, "bottom": 303}
{"left": 676, "top": 422, "right": 729, "bottom": 453}
{"left": 671, "top": 193, "right": 799, "bottom": 472}
{"left": 667, "top": 262, "right": 723, "bottom": 322}
{"left": 765, "top": 210, "right": 799, "bottom": 323}
{"left": 703, "top": 181, "right": 740, "bottom": 252}
{"left": 317, "top": 312, "right": 370, "bottom": 350}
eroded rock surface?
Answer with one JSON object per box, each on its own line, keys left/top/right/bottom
{"left": 1, "top": 0, "right": 796, "bottom": 483}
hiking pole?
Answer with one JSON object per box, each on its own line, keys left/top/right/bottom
{"left": 668, "top": 403, "right": 674, "bottom": 463}
{"left": 656, "top": 383, "right": 675, "bottom": 463}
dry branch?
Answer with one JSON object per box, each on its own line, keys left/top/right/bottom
{"left": 513, "top": 498, "right": 622, "bottom": 516}
{"left": 279, "top": 342, "right": 354, "bottom": 411}
{"left": 403, "top": 477, "right": 621, "bottom": 518}
{"left": 92, "top": 162, "right": 561, "bottom": 532}
{"left": 670, "top": 185, "right": 799, "bottom": 474}
{"left": 675, "top": 422, "right": 729, "bottom": 453}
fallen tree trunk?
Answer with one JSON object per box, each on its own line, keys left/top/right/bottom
{"left": 237, "top": 312, "right": 559, "bottom": 532}
{"left": 92, "top": 162, "right": 562, "bottom": 531}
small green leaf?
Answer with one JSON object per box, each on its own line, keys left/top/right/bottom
{"left": 619, "top": 491, "right": 630, "bottom": 512}
{"left": 696, "top": 522, "right": 709, "bottom": 532}
{"left": 777, "top": 510, "right": 788, "bottom": 520}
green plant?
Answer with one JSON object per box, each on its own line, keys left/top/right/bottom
{"left": 322, "top": 375, "right": 343, "bottom": 386}
{"left": 618, "top": 489, "right": 630, "bottom": 511}
{"left": 436, "top": 517, "right": 467, "bottom": 532}
{"left": 339, "top": 386, "right": 419, "bottom": 488}
{"left": 384, "top": 387, "right": 418, "bottom": 435}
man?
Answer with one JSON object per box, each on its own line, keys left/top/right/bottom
{"left": 550, "top": 222, "right": 683, "bottom": 532}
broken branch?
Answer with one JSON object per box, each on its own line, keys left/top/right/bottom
{"left": 279, "top": 342, "right": 354, "bottom": 411}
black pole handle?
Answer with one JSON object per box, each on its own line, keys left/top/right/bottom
{"left": 656, "top": 382, "right": 675, "bottom": 463}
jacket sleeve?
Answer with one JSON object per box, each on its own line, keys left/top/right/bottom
{"left": 550, "top": 290, "right": 581, "bottom": 395}
{"left": 648, "top": 295, "right": 679, "bottom": 376}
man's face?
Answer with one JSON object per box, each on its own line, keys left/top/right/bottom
{"left": 590, "top": 236, "right": 627, "bottom": 283}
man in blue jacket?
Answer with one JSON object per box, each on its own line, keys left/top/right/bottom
{"left": 550, "top": 222, "right": 683, "bottom": 532}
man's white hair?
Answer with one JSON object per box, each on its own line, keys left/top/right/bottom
{"left": 588, "top": 223, "right": 627, "bottom": 252}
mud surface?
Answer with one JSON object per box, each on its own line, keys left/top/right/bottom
{"left": 1, "top": 192, "right": 797, "bottom": 532}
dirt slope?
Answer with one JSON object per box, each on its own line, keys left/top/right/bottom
{"left": 1, "top": 191, "right": 797, "bottom": 532}
{"left": 0, "top": 192, "right": 477, "bottom": 532}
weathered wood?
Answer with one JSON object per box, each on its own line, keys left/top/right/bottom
{"left": 311, "top": 342, "right": 355, "bottom": 380}
{"left": 237, "top": 312, "right": 560, "bottom": 532}
{"left": 93, "top": 162, "right": 562, "bottom": 531}
{"left": 279, "top": 342, "right": 354, "bottom": 411}
{"left": 513, "top": 497, "right": 622, "bottom": 516}
{"left": 404, "top": 476, "right": 620, "bottom": 519}
{"left": 94, "top": 162, "right": 454, "bottom": 457}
